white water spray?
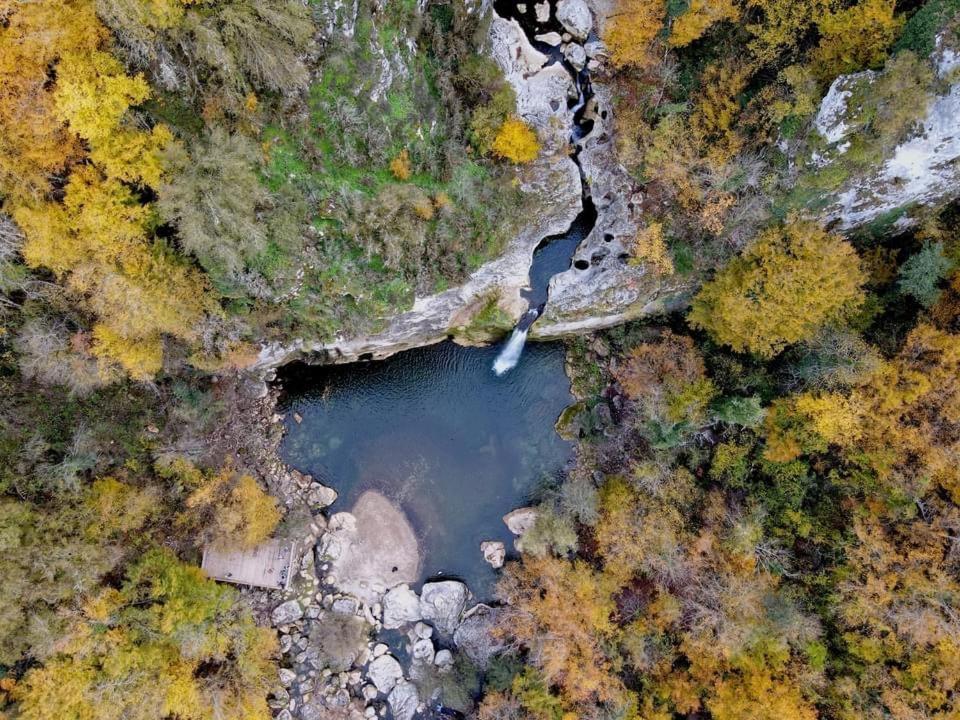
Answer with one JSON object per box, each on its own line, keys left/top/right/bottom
{"left": 493, "top": 327, "right": 529, "bottom": 376}
{"left": 493, "top": 309, "right": 539, "bottom": 376}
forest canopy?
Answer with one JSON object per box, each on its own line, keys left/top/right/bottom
{"left": 0, "top": 0, "right": 959, "bottom": 719}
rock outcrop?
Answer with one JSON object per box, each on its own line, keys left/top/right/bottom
{"left": 253, "top": 9, "right": 582, "bottom": 370}
{"left": 536, "top": 84, "right": 696, "bottom": 337}
{"left": 812, "top": 34, "right": 960, "bottom": 230}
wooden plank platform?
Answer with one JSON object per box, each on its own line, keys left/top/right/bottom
{"left": 201, "top": 538, "right": 300, "bottom": 590}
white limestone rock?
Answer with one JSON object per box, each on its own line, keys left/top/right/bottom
{"left": 388, "top": 681, "right": 420, "bottom": 720}
{"left": 318, "top": 491, "right": 420, "bottom": 605}
{"left": 419, "top": 580, "right": 470, "bottom": 635}
{"left": 556, "top": 0, "right": 593, "bottom": 40}
{"left": 367, "top": 654, "right": 403, "bottom": 694}
{"left": 382, "top": 584, "right": 421, "bottom": 629}
{"left": 502, "top": 507, "right": 538, "bottom": 535}
{"left": 535, "top": 31, "right": 563, "bottom": 46}
{"left": 272, "top": 600, "right": 304, "bottom": 626}
{"left": 480, "top": 540, "right": 506, "bottom": 568}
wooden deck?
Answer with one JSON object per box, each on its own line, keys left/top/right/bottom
{"left": 201, "top": 538, "right": 300, "bottom": 590}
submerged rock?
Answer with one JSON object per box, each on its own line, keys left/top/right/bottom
{"left": 319, "top": 491, "right": 420, "bottom": 605}
{"left": 534, "top": 0, "right": 550, "bottom": 22}
{"left": 434, "top": 649, "right": 454, "bottom": 672}
{"left": 419, "top": 580, "right": 471, "bottom": 635}
{"left": 412, "top": 637, "right": 436, "bottom": 666}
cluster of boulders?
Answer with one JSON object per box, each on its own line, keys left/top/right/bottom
{"left": 269, "top": 575, "right": 503, "bottom": 720}
{"left": 258, "top": 487, "right": 528, "bottom": 720}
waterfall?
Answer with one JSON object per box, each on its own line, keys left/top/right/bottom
{"left": 493, "top": 309, "right": 539, "bottom": 375}
{"left": 492, "top": 327, "right": 528, "bottom": 376}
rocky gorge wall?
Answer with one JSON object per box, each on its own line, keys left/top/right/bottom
{"left": 254, "top": 6, "right": 960, "bottom": 371}
{"left": 807, "top": 32, "right": 960, "bottom": 230}
{"left": 254, "top": 0, "right": 696, "bottom": 369}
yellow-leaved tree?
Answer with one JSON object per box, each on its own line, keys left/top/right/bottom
{"left": 492, "top": 118, "right": 540, "bottom": 164}
{"left": 0, "top": 0, "right": 102, "bottom": 198}
{"left": 811, "top": 0, "right": 902, "bottom": 81}
{"left": 14, "top": 548, "right": 277, "bottom": 720}
{"left": 689, "top": 219, "right": 865, "bottom": 357}
{"left": 165, "top": 459, "right": 281, "bottom": 549}
{"left": 604, "top": 0, "right": 666, "bottom": 68}
{"left": 670, "top": 0, "right": 740, "bottom": 47}
{"left": 0, "top": 0, "right": 213, "bottom": 380}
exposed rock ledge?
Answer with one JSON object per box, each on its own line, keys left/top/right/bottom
{"left": 254, "top": 13, "right": 582, "bottom": 369}
{"left": 812, "top": 33, "right": 960, "bottom": 230}
{"left": 535, "top": 81, "right": 697, "bottom": 337}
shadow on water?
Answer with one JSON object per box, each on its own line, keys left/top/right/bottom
{"left": 278, "top": 341, "right": 573, "bottom": 598}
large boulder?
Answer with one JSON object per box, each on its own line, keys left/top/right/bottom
{"left": 319, "top": 491, "right": 420, "bottom": 605}
{"left": 419, "top": 580, "right": 471, "bottom": 635}
{"left": 480, "top": 540, "right": 506, "bottom": 568}
{"left": 556, "top": 0, "right": 593, "bottom": 40}
{"left": 382, "top": 583, "right": 421, "bottom": 629}
{"left": 388, "top": 681, "right": 420, "bottom": 720}
{"left": 502, "top": 507, "right": 538, "bottom": 535}
{"left": 271, "top": 600, "right": 304, "bottom": 626}
{"left": 367, "top": 654, "right": 404, "bottom": 693}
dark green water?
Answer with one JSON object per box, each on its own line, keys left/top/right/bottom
{"left": 277, "top": 340, "right": 574, "bottom": 596}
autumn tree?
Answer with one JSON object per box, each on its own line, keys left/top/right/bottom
{"left": 670, "top": 0, "right": 740, "bottom": 47}
{"left": 0, "top": 476, "right": 160, "bottom": 665}
{"left": 614, "top": 331, "right": 718, "bottom": 446}
{"left": 495, "top": 554, "right": 626, "bottom": 708}
{"left": 811, "top": 0, "right": 902, "bottom": 81}
{"left": 1, "top": 0, "right": 215, "bottom": 379}
{"left": 14, "top": 548, "right": 277, "bottom": 720}
{"left": 0, "top": 0, "right": 100, "bottom": 199}
{"left": 831, "top": 511, "right": 960, "bottom": 719}
{"left": 492, "top": 118, "right": 540, "bottom": 164}
{"left": 164, "top": 459, "right": 280, "bottom": 549}
{"left": 689, "top": 219, "right": 866, "bottom": 357}
{"left": 604, "top": 0, "right": 667, "bottom": 68}
{"left": 96, "top": 0, "right": 313, "bottom": 112}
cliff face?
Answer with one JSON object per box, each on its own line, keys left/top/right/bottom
{"left": 254, "top": 9, "right": 960, "bottom": 371}
{"left": 811, "top": 34, "right": 960, "bottom": 230}
{"left": 254, "top": 8, "right": 584, "bottom": 368}
{"left": 254, "top": 0, "right": 696, "bottom": 369}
